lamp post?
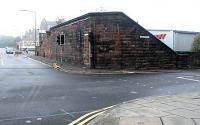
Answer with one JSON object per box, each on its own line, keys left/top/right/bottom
{"left": 19, "top": 10, "right": 37, "bottom": 55}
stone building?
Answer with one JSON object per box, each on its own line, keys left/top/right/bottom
{"left": 40, "top": 18, "right": 65, "bottom": 32}
{"left": 38, "top": 12, "right": 180, "bottom": 69}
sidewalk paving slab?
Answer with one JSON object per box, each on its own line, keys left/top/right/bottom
{"left": 140, "top": 102, "right": 177, "bottom": 111}
{"left": 161, "top": 117, "right": 196, "bottom": 125}
{"left": 165, "top": 108, "right": 200, "bottom": 118}
{"left": 86, "top": 92, "right": 200, "bottom": 125}
{"left": 119, "top": 117, "right": 162, "bottom": 125}
{"left": 163, "top": 101, "right": 200, "bottom": 110}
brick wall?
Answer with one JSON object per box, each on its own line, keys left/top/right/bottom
{"left": 42, "top": 18, "right": 93, "bottom": 66}
{"left": 92, "top": 13, "right": 178, "bottom": 69}
{"left": 39, "top": 12, "right": 178, "bottom": 69}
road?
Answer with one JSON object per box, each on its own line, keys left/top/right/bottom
{"left": 1, "top": 48, "right": 200, "bottom": 125}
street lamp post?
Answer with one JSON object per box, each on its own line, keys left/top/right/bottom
{"left": 19, "top": 10, "right": 37, "bottom": 55}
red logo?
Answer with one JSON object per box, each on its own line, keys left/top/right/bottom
{"left": 154, "top": 34, "right": 167, "bottom": 39}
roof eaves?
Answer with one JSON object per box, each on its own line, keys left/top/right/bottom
{"left": 50, "top": 12, "right": 124, "bottom": 30}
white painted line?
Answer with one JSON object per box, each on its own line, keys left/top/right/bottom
{"left": 2, "top": 97, "right": 6, "bottom": 99}
{"left": 25, "top": 120, "right": 31, "bottom": 124}
{"left": 177, "top": 76, "right": 200, "bottom": 82}
{"left": 92, "top": 96, "right": 97, "bottom": 99}
{"left": 130, "top": 91, "right": 138, "bottom": 94}
{"left": 60, "top": 109, "right": 75, "bottom": 118}
{"left": 18, "top": 94, "right": 25, "bottom": 98}
{"left": 27, "top": 57, "right": 52, "bottom": 68}
{"left": 36, "top": 118, "right": 42, "bottom": 121}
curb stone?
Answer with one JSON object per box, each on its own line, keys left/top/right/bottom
{"left": 28, "top": 55, "right": 183, "bottom": 75}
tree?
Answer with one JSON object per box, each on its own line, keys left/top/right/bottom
{"left": 0, "top": 35, "right": 21, "bottom": 47}
{"left": 192, "top": 33, "right": 200, "bottom": 52}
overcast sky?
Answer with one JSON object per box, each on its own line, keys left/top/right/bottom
{"left": 0, "top": 0, "right": 199, "bottom": 37}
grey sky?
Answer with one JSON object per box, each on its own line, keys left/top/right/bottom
{"left": 0, "top": 0, "right": 199, "bottom": 37}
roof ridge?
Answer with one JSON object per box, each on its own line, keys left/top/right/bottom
{"left": 50, "top": 11, "right": 124, "bottom": 30}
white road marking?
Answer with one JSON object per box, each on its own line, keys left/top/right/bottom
{"left": 2, "top": 97, "right": 6, "bottom": 99}
{"left": 130, "top": 91, "right": 138, "bottom": 94}
{"left": 59, "top": 109, "right": 75, "bottom": 118}
{"left": 92, "top": 96, "right": 97, "bottom": 99}
{"left": 177, "top": 76, "right": 200, "bottom": 82}
{"left": 36, "top": 118, "right": 42, "bottom": 121}
{"left": 27, "top": 57, "right": 52, "bottom": 68}
{"left": 136, "top": 82, "right": 140, "bottom": 85}
{"left": 25, "top": 120, "right": 31, "bottom": 124}
{"left": 18, "top": 94, "right": 25, "bottom": 98}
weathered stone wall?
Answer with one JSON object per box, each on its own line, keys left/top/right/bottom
{"left": 177, "top": 52, "right": 200, "bottom": 68}
{"left": 39, "top": 12, "right": 179, "bottom": 69}
{"left": 43, "top": 18, "right": 93, "bottom": 66}
{"left": 92, "top": 13, "right": 178, "bottom": 69}
{"left": 38, "top": 32, "right": 53, "bottom": 58}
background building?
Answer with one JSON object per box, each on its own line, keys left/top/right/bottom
{"left": 17, "top": 29, "right": 39, "bottom": 51}
{"left": 40, "top": 18, "right": 65, "bottom": 32}
{"left": 149, "top": 30, "right": 199, "bottom": 52}
{"left": 17, "top": 40, "right": 35, "bottom": 51}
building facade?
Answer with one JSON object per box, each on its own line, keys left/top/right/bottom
{"left": 38, "top": 12, "right": 180, "bottom": 69}
{"left": 17, "top": 40, "right": 35, "bottom": 51}
{"left": 149, "top": 30, "right": 199, "bottom": 52}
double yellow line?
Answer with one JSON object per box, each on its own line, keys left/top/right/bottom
{"left": 68, "top": 105, "right": 115, "bottom": 125}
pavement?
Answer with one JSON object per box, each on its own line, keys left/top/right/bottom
{"left": 85, "top": 92, "right": 200, "bottom": 125}
{"left": 29, "top": 55, "right": 184, "bottom": 75}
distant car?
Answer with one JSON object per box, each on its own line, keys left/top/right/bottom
{"left": 6, "top": 47, "right": 14, "bottom": 54}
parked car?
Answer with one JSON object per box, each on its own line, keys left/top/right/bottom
{"left": 6, "top": 47, "right": 14, "bottom": 54}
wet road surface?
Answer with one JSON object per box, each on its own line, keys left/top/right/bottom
{"left": 1, "top": 48, "right": 200, "bottom": 125}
